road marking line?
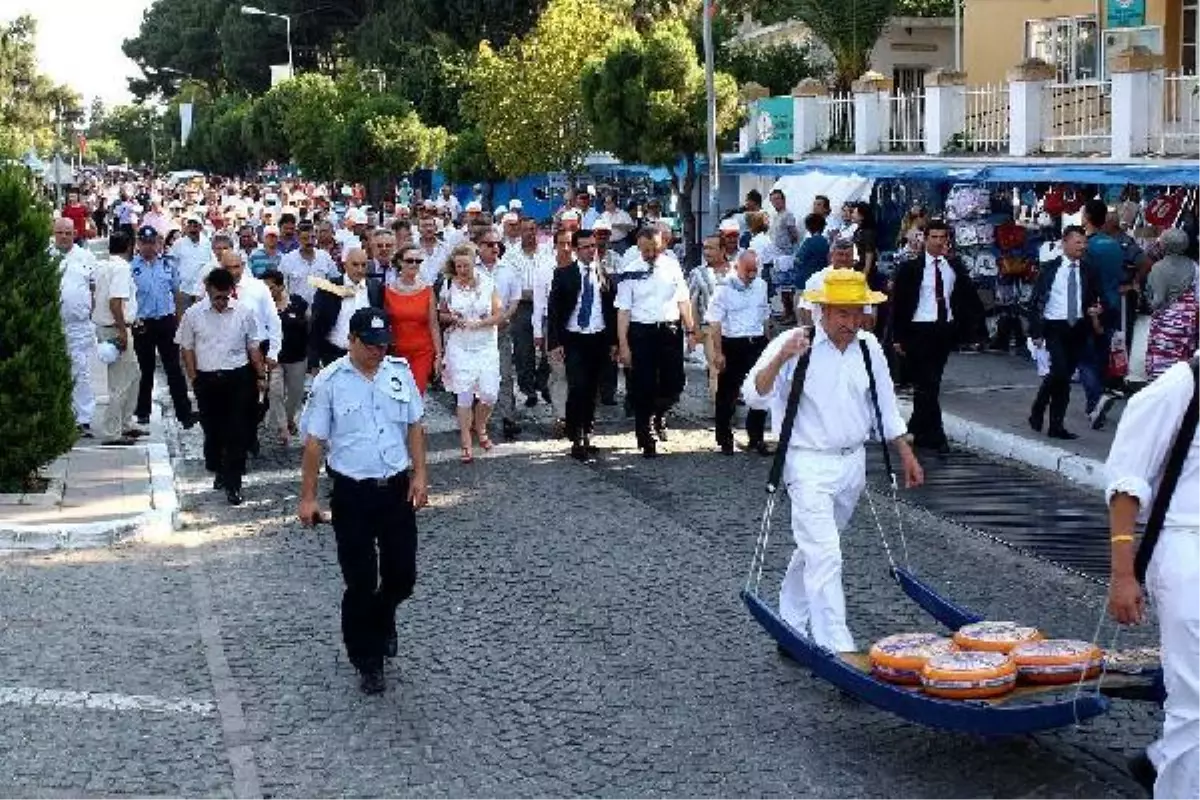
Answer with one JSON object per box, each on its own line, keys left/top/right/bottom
{"left": 0, "top": 686, "right": 214, "bottom": 716}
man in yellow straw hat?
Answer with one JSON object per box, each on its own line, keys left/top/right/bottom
{"left": 743, "top": 269, "right": 924, "bottom": 652}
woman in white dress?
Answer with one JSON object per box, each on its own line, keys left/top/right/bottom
{"left": 439, "top": 243, "right": 503, "bottom": 463}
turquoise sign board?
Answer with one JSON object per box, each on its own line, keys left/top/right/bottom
{"left": 755, "top": 97, "right": 794, "bottom": 158}
{"left": 1107, "top": 0, "right": 1146, "bottom": 28}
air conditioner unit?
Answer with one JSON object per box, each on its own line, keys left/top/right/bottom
{"left": 1103, "top": 25, "right": 1163, "bottom": 58}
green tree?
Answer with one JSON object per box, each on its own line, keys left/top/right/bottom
{"left": 0, "top": 15, "right": 83, "bottom": 157}
{"left": 338, "top": 92, "right": 448, "bottom": 179}
{"left": 0, "top": 168, "right": 76, "bottom": 491}
{"left": 241, "top": 90, "right": 292, "bottom": 166}
{"left": 122, "top": 0, "right": 230, "bottom": 100}
{"left": 93, "top": 105, "right": 166, "bottom": 167}
{"left": 440, "top": 127, "right": 502, "bottom": 186}
{"left": 462, "top": 0, "right": 630, "bottom": 178}
{"left": 717, "top": 39, "right": 828, "bottom": 96}
{"left": 581, "top": 20, "right": 743, "bottom": 263}
{"left": 276, "top": 73, "right": 345, "bottom": 177}
{"left": 84, "top": 138, "right": 126, "bottom": 165}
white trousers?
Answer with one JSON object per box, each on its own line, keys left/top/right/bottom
{"left": 1147, "top": 528, "right": 1199, "bottom": 800}
{"left": 65, "top": 321, "right": 95, "bottom": 425}
{"left": 779, "top": 447, "right": 866, "bottom": 652}
{"left": 95, "top": 325, "right": 140, "bottom": 439}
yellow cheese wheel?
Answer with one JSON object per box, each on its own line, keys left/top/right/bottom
{"left": 1011, "top": 639, "right": 1103, "bottom": 685}
{"left": 869, "top": 633, "right": 955, "bottom": 685}
{"left": 953, "top": 621, "right": 1043, "bottom": 653}
{"left": 921, "top": 651, "right": 1017, "bottom": 699}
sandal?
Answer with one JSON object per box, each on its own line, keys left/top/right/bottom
{"left": 460, "top": 446, "right": 474, "bottom": 464}
{"left": 476, "top": 430, "right": 494, "bottom": 451}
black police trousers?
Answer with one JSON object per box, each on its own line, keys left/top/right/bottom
{"left": 627, "top": 321, "right": 685, "bottom": 446}
{"left": 329, "top": 469, "right": 418, "bottom": 671}
{"left": 193, "top": 366, "right": 254, "bottom": 490}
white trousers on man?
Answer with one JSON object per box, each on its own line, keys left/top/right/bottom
{"left": 1147, "top": 528, "right": 1199, "bottom": 800}
{"left": 64, "top": 320, "right": 96, "bottom": 426}
{"left": 779, "top": 446, "right": 866, "bottom": 653}
{"left": 94, "top": 324, "right": 139, "bottom": 439}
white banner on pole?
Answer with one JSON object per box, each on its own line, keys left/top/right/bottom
{"left": 270, "top": 65, "right": 293, "bottom": 86}
{"left": 179, "top": 103, "right": 194, "bottom": 147}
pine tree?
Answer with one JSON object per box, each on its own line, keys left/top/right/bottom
{"left": 0, "top": 167, "right": 76, "bottom": 491}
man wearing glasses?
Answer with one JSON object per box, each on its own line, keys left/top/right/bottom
{"left": 475, "top": 230, "right": 525, "bottom": 440}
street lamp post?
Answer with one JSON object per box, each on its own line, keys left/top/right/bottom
{"left": 701, "top": 0, "right": 720, "bottom": 235}
{"left": 241, "top": 5, "right": 293, "bottom": 79}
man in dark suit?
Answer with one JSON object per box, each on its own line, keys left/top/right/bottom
{"left": 1026, "top": 226, "right": 1102, "bottom": 440}
{"left": 890, "top": 219, "right": 983, "bottom": 456}
{"left": 546, "top": 229, "right": 617, "bottom": 462}
{"left": 308, "top": 248, "right": 384, "bottom": 372}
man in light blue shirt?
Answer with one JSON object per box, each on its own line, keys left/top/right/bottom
{"left": 130, "top": 225, "right": 195, "bottom": 428}
{"left": 298, "top": 307, "right": 429, "bottom": 696}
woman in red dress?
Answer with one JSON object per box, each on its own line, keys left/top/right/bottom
{"left": 384, "top": 244, "right": 442, "bottom": 394}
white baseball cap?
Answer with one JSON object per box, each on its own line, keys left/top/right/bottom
{"left": 509, "top": 199, "right": 524, "bottom": 210}
{"left": 97, "top": 341, "right": 121, "bottom": 365}
{"left": 592, "top": 218, "right": 612, "bottom": 232}
{"left": 719, "top": 218, "right": 741, "bottom": 235}
{"left": 465, "top": 200, "right": 483, "bottom": 213}
{"left": 501, "top": 212, "right": 520, "bottom": 224}
{"left": 561, "top": 209, "right": 581, "bottom": 222}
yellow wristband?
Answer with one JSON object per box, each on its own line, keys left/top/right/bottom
{"left": 1111, "top": 535, "right": 1135, "bottom": 544}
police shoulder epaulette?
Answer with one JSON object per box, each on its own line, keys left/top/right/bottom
{"left": 385, "top": 355, "right": 412, "bottom": 371}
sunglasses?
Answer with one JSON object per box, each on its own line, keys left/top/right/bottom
{"left": 480, "top": 241, "right": 500, "bottom": 246}
{"left": 401, "top": 257, "right": 423, "bottom": 265}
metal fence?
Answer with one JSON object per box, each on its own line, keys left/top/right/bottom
{"left": 885, "top": 91, "right": 925, "bottom": 152}
{"left": 1160, "top": 72, "right": 1200, "bottom": 156}
{"left": 815, "top": 93, "right": 855, "bottom": 152}
{"left": 1042, "top": 80, "right": 1112, "bottom": 154}
{"left": 961, "top": 83, "right": 1011, "bottom": 153}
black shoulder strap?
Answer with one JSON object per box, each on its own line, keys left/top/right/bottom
{"left": 1135, "top": 357, "right": 1200, "bottom": 583}
{"left": 859, "top": 338, "right": 895, "bottom": 479}
{"left": 766, "top": 351, "right": 811, "bottom": 494}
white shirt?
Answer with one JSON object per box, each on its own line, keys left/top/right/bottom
{"left": 175, "top": 302, "right": 257, "bottom": 372}
{"left": 579, "top": 208, "right": 600, "bottom": 228}
{"left": 913, "top": 253, "right": 956, "bottom": 323}
{"left": 705, "top": 276, "right": 769, "bottom": 338}
{"left": 614, "top": 257, "right": 689, "bottom": 323}
{"left": 599, "top": 208, "right": 635, "bottom": 242}
{"left": 1106, "top": 356, "right": 1198, "bottom": 532}
{"left": 532, "top": 261, "right": 564, "bottom": 338}
{"left": 503, "top": 246, "right": 548, "bottom": 293}
{"left": 92, "top": 255, "right": 138, "bottom": 327}
{"left": 232, "top": 275, "right": 283, "bottom": 361}
{"left": 743, "top": 328, "right": 907, "bottom": 450}
{"left": 280, "top": 248, "right": 337, "bottom": 304}
{"left": 54, "top": 245, "right": 96, "bottom": 325}
{"left": 169, "top": 234, "right": 212, "bottom": 298}
{"left": 800, "top": 267, "right": 875, "bottom": 323}
{"left": 417, "top": 241, "right": 449, "bottom": 285}
{"left": 328, "top": 279, "right": 371, "bottom": 350}
{"left": 567, "top": 261, "right": 606, "bottom": 335}
{"left": 1044, "top": 259, "right": 1083, "bottom": 322}
{"left": 476, "top": 260, "right": 522, "bottom": 313}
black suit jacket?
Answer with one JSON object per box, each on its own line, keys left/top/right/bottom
{"left": 546, "top": 261, "right": 617, "bottom": 352}
{"left": 890, "top": 254, "right": 983, "bottom": 346}
{"left": 1026, "top": 256, "right": 1100, "bottom": 340}
{"left": 307, "top": 276, "right": 384, "bottom": 369}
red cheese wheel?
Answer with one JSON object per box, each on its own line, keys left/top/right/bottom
{"left": 953, "top": 621, "right": 1043, "bottom": 653}
{"left": 869, "top": 633, "right": 955, "bottom": 685}
{"left": 921, "top": 651, "right": 1017, "bottom": 700}
{"left": 1011, "top": 639, "right": 1103, "bottom": 685}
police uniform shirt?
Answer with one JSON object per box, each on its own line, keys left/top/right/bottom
{"left": 614, "top": 256, "right": 688, "bottom": 324}
{"left": 175, "top": 302, "right": 257, "bottom": 372}
{"left": 704, "top": 276, "right": 769, "bottom": 338}
{"left": 300, "top": 356, "right": 425, "bottom": 479}
{"left": 131, "top": 254, "right": 181, "bottom": 319}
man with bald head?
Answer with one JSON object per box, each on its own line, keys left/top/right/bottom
{"left": 309, "top": 247, "right": 384, "bottom": 370}
{"left": 51, "top": 216, "right": 99, "bottom": 435}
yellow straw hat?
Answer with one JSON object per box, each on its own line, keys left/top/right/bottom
{"left": 802, "top": 268, "right": 887, "bottom": 306}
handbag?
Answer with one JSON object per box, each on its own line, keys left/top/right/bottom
{"left": 1107, "top": 329, "right": 1130, "bottom": 380}
{"left": 995, "top": 221, "right": 1027, "bottom": 251}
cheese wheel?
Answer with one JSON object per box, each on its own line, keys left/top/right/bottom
{"left": 921, "top": 651, "right": 1017, "bottom": 699}
{"left": 953, "top": 621, "right": 1043, "bottom": 653}
{"left": 1011, "top": 639, "right": 1103, "bottom": 685}
{"left": 869, "top": 633, "right": 955, "bottom": 685}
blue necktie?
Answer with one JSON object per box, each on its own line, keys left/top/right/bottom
{"left": 577, "top": 265, "right": 594, "bottom": 328}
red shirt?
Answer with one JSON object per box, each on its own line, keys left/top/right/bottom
{"left": 63, "top": 203, "right": 90, "bottom": 238}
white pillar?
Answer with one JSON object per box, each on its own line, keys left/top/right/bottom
{"left": 791, "top": 79, "right": 826, "bottom": 155}
{"left": 738, "top": 82, "right": 770, "bottom": 159}
{"left": 1109, "top": 49, "right": 1167, "bottom": 158}
{"left": 924, "top": 70, "right": 966, "bottom": 155}
{"left": 1007, "top": 61, "right": 1055, "bottom": 157}
{"left": 852, "top": 73, "right": 891, "bottom": 155}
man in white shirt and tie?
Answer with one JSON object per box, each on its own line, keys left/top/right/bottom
{"left": 743, "top": 269, "right": 923, "bottom": 653}
{"left": 707, "top": 250, "right": 770, "bottom": 456}
{"left": 1027, "top": 226, "right": 1102, "bottom": 440}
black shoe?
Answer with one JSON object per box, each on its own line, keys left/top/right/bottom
{"left": 101, "top": 437, "right": 137, "bottom": 447}
{"left": 1090, "top": 394, "right": 1114, "bottom": 430}
{"left": 653, "top": 417, "right": 668, "bottom": 442}
{"left": 359, "top": 666, "right": 386, "bottom": 695}
{"left": 720, "top": 441, "right": 735, "bottom": 456}
{"left": 225, "top": 488, "right": 244, "bottom": 506}
{"left": 751, "top": 441, "right": 773, "bottom": 457}
{"left": 641, "top": 440, "right": 658, "bottom": 459}
{"left": 212, "top": 475, "right": 226, "bottom": 491}
{"left": 570, "top": 443, "right": 591, "bottom": 462}
{"left": 599, "top": 395, "right": 617, "bottom": 406}
{"left": 502, "top": 420, "right": 521, "bottom": 441}
{"left": 384, "top": 628, "right": 398, "bottom": 659}
{"left": 1028, "top": 410, "right": 1044, "bottom": 432}
{"left": 524, "top": 394, "right": 539, "bottom": 408}
{"left": 540, "top": 389, "right": 551, "bottom": 403}
{"left": 1127, "top": 751, "right": 1156, "bottom": 796}
{"left": 136, "top": 415, "right": 150, "bottom": 426}
{"left": 584, "top": 438, "right": 599, "bottom": 455}
{"left": 1047, "top": 427, "right": 1079, "bottom": 440}
{"left": 180, "top": 416, "right": 197, "bottom": 430}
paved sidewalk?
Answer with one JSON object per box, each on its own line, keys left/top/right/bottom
{"left": 0, "top": 350, "right": 177, "bottom": 551}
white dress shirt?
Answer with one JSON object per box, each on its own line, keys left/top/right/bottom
{"left": 1043, "top": 259, "right": 1083, "bottom": 322}
{"left": 532, "top": 261, "right": 564, "bottom": 338}
{"left": 232, "top": 275, "right": 282, "bottom": 360}
{"left": 614, "top": 257, "right": 689, "bottom": 323}
{"left": 566, "top": 261, "right": 606, "bottom": 335}
{"left": 476, "top": 260, "right": 522, "bottom": 313}
{"left": 328, "top": 280, "right": 371, "bottom": 350}
{"left": 742, "top": 328, "right": 907, "bottom": 450}
{"left": 1106, "top": 356, "right": 1198, "bottom": 531}
{"left": 175, "top": 302, "right": 257, "bottom": 372}
{"left": 503, "top": 247, "right": 548, "bottom": 294}
{"left": 92, "top": 256, "right": 138, "bottom": 327}
{"left": 705, "top": 276, "right": 769, "bottom": 338}
{"left": 169, "top": 234, "right": 213, "bottom": 299}
{"left": 599, "top": 209, "right": 635, "bottom": 243}
{"left": 418, "top": 241, "right": 450, "bottom": 285}
{"left": 54, "top": 245, "right": 96, "bottom": 325}
{"left": 280, "top": 248, "right": 337, "bottom": 304}
{"left": 913, "top": 253, "right": 956, "bottom": 323}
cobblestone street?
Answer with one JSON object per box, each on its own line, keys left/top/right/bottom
{"left": 0, "top": 382, "right": 1163, "bottom": 798}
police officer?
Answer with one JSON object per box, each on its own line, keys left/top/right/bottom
{"left": 130, "top": 224, "right": 196, "bottom": 427}
{"left": 298, "top": 307, "right": 429, "bottom": 696}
